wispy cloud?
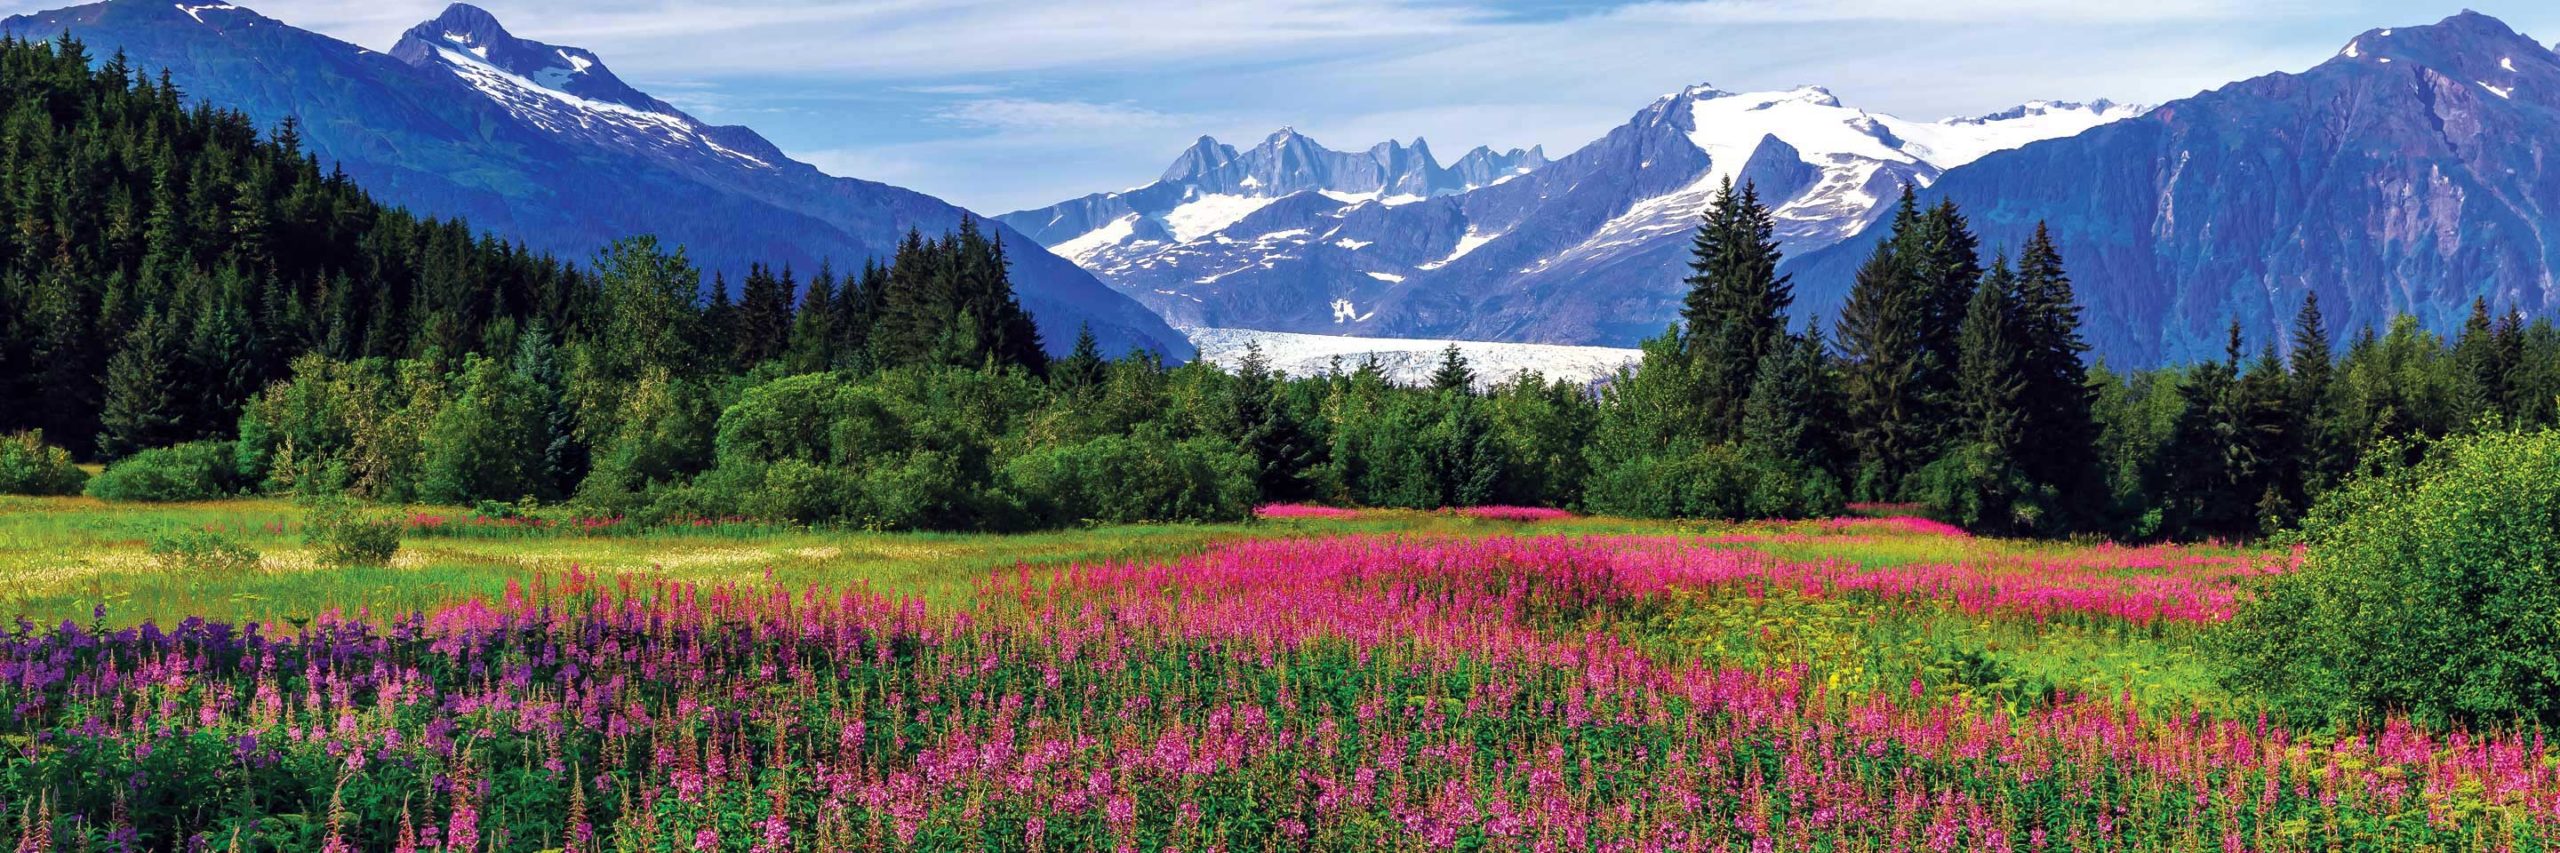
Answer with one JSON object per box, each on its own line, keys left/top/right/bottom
{"left": 900, "top": 83, "right": 1012, "bottom": 96}
{"left": 934, "top": 98, "right": 1189, "bottom": 132}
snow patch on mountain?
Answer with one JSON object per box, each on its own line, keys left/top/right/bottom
{"left": 175, "top": 4, "right": 239, "bottom": 23}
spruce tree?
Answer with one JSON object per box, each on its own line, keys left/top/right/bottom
{"left": 1922, "top": 259, "right": 2032, "bottom": 531}
{"left": 96, "top": 308, "right": 179, "bottom": 457}
{"left": 2286, "top": 293, "right": 2340, "bottom": 494}
{"left": 735, "top": 263, "right": 793, "bottom": 368}
{"left": 1053, "top": 324, "right": 1108, "bottom": 393}
{"left": 785, "top": 266, "right": 837, "bottom": 375}
{"left": 1229, "top": 342, "right": 1318, "bottom": 501}
{"left": 2453, "top": 297, "right": 2509, "bottom": 423}
{"left": 1956, "top": 259, "right": 2027, "bottom": 449}
{"left": 1835, "top": 234, "right": 1931, "bottom": 501}
{"left": 1680, "top": 179, "right": 1793, "bottom": 442}
{"left": 1740, "top": 327, "right": 1845, "bottom": 490}
{"left": 2009, "top": 223, "right": 2099, "bottom": 527}
{"left": 1430, "top": 344, "right": 1475, "bottom": 393}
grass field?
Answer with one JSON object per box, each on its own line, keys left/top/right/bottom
{"left": 0, "top": 496, "right": 1710, "bottom": 626}
{"left": 17, "top": 496, "right": 2535, "bottom": 850}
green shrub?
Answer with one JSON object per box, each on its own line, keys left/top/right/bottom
{"left": 1002, "top": 430, "right": 1257, "bottom": 527}
{"left": 85, "top": 441, "right": 245, "bottom": 502}
{"left": 147, "top": 529, "right": 262, "bottom": 577}
{"left": 2219, "top": 429, "right": 2560, "bottom": 727}
{"left": 1585, "top": 444, "right": 1841, "bottom": 520}
{"left": 0, "top": 430, "right": 86, "bottom": 496}
{"left": 303, "top": 496, "right": 403, "bottom": 567}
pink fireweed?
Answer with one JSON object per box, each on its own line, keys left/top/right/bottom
{"left": 1822, "top": 515, "right": 1973, "bottom": 538}
{"left": 1253, "top": 503, "right": 1361, "bottom": 520}
{"left": 0, "top": 533, "right": 2533, "bottom": 851}
{"left": 1452, "top": 505, "right": 1575, "bottom": 522}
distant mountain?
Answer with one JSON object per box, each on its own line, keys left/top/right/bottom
{"left": 999, "top": 128, "right": 1544, "bottom": 272}
{"left": 1, "top": 1, "right": 1185, "bottom": 357}
{"left": 1785, "top": 11, "right": 2560, "bottom": 366}
{"left": 1007, "top": 87, "right": 2137, "bottom": 344}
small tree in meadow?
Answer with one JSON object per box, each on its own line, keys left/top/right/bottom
{"left": 2220, "top": 428, "right": 2560, "bottom": 727}
{"left": 0, "top": 430, "right": 86, "bottom": 496}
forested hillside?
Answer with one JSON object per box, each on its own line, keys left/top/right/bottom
{"left": 0, "top": 34, "right": 592, "bottom": 457}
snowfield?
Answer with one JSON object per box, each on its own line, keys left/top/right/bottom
{"left": 1187, "top": 327, "right": 1640, "bottom": 388}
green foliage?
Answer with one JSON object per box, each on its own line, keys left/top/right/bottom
{"left": 418, "top": 354, "right": 550, "bottom": 505}
{"left": 868, "top": 220, "right": 1046, "bottom": 375}
{"left": 2220, "top": 429, "right": 2560, "bottom": 727}
{"left": 1586, "top": 442, "right": 1841, "bottom": 520}
{"left": 1001, "top": 428, "right": 1256, "bottom": 527}
{"left": 146, "top": 529, "right": 260, "bottom": 577}
{"left": 301, "top": 496, "right": 403, "bottom": 568}
{"left": 85, "top": 441, "right": 245, "bottom": 502}
{"left": 0, "top": 430, "right": 85, "bottom": 496}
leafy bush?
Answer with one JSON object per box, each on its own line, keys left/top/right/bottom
{"left": 0, "top": 430, "right": 86, "bottom": 496}
{"left": 85, "top": 441, "right": 246, "bottom": 502}
{"left": 1585, "top": 444, "right": 1841, "bottom": 520}
{"left": 147, "top": 529, "right": 262, "bottom": 577}
{"left": 1002, "top": 430, "right": 1257, "bottom": 527}
{"left": 2220, "top": 429, "right": 2560, "bottom": 727}
{"left": 303, "top": 496, "right": 403, "bottom": 567}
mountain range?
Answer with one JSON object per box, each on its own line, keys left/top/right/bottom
{"left": 1004, "top": 88, "right": 2143, "bottom": 346}
{"left": 1785, "top": 10, "right": 2560, "bottom": 366}
{"left": 13, "top": 1, "right": 2555, "bottom": 370}
{"left": 0, "top": 1, "right": 1185, "bottom": 357}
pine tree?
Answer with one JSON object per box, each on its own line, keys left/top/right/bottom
{"left": 1680, "top": 179, "right": 1794, "bottom": 443}
{"left": 2009, "top": 223, "right": 2099, "bottom": 527}
{"left": 2286, "top": 293, "right": 2340, "bottom": 494}
{"left": 509, "top": 323, "right": 582, "bottom": 500}
{"left": 1902, "top": 198, "right": 1984, "bottom": 381}
{"left": 1835, "top": 235, "right": 1931, "bottom": 501}
{"left": 1740, "top": 327, "right": 1845, "bottom": 489}
{"left": 835, "top": 260, "right": 886, "bottom": 370}
{"left": 1956, "top": 259, "right": 2028, "bottom": 448}
{"left": 1229, "top": 342, "right": 1318, "bottom": 501}
{"left": 698, "top": 274, "right": 737, "bottom": 369}
{"left": 1053, "top": 324, "right": 1108, "bottom": 393}
{"left": 735, "top": 263, "right": 793, "bottom": 368}
{"left": 785, "top": 266, "right": 837, "bottom": 375}
{"left": 2453, "top": 297, "right": 2509, "bottom": 424}
{"left": 96, "top": 308, "right": 179, "bottom": 457}
{"left": 1917, "top": 259, "right": 2034, "bottom": 531}
{"left": 1429, "top": 344, "right": 1475, "bottom": 393}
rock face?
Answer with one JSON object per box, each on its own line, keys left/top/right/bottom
{"left": 1785, "top": 11, "right": 2560, "bottom": 366}
{"left": 1006, "top": 86, "right": 2137, "bottom": 346}
{"left": 4, "top": 1, "right": 1186, "bottom": 357}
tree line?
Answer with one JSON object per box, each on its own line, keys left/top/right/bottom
{"left": 4, "top": 33, "right": 2553, "bottom": 538}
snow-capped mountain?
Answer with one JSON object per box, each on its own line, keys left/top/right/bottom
{"left": 1782, "top": 10, "right": 2560, "bottom": 366}
{"left": 1008, "top": 85, "right": 2139, "bottom": 345}
{"left": 1, "top": 1, "right": 1185, "bottom": 358}
{"left": 1000, "top": 129, "right": 1545, "bottom": 273}
{"left": 386, "top": 5, "right": 787, "bottom": 174}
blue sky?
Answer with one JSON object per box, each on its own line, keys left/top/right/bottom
{"left": 52, "top": 0, "right": 2560, "bottom": 213}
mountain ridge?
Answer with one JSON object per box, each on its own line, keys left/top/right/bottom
{"left": 1780, "top": 9, "right": 2560, "bottom": 366}
{"left": 0, "top": 0, "right": 1186, "bottom": 358}
{"left": 1008, "top": 83, "right": 2139, "bottom": 346}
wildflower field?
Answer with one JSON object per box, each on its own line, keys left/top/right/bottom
{"left": 0, "top": 498, "right": 2551, "bottom": 850}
